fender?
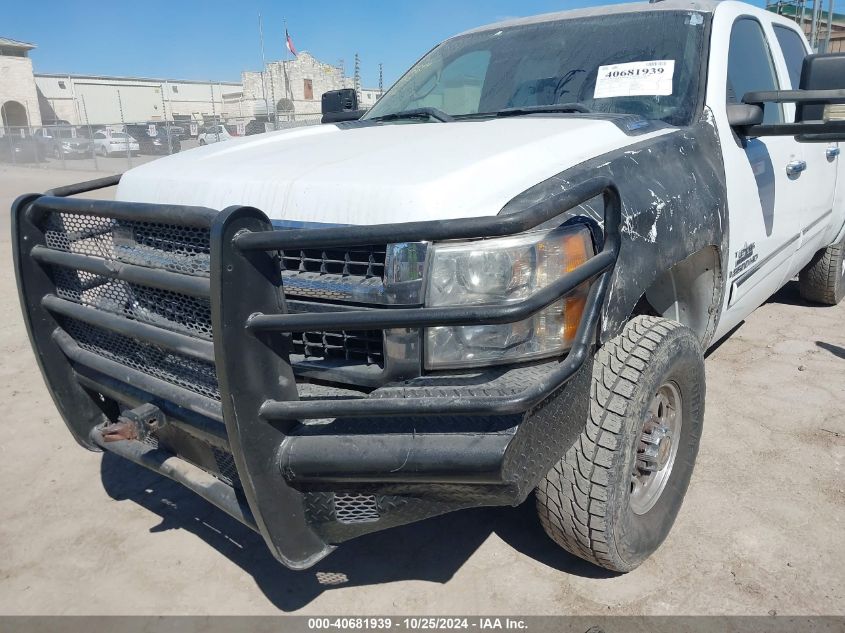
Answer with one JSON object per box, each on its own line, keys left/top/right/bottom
{"left": 500, "top": 108, "right": 729, "bottom": 346}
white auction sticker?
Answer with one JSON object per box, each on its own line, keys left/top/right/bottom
{"left": 594, "top": 60, "right": 675, "bottom": 99}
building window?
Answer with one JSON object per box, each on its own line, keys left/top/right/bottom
{"left": 304, "top": 78, "right": 313, "bottom": 100}
{"left": 58, "top": 81, "right": 66, "bottom": 89}
{"left": 172, "top": 85, "right": 179, "bottom": 93}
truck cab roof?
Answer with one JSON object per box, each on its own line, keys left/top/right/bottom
{"left": 457, "top": 0, "right": 795, "bottom": 38}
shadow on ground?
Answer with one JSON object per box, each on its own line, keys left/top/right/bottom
{"left": 100, "top": 453, "right": 613, "bottom": 611}
{"left": 816, "top": 341, "right": 845, "bottom": 360}
{"left": 766, "top": 279, "right": 811, "bottom": 307}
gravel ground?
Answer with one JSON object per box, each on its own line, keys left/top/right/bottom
{"left": 0, "top": 165, "right": 842, "bottom": 615}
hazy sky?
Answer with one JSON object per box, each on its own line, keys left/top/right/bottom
{"left": 5, "top": 0, "right": 824, "bottom": 88}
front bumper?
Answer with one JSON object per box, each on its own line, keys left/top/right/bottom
{"left": 12, "top": 174, "right": 620, "bottom": 569}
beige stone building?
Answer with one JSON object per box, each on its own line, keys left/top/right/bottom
{"left": 242, "top": 52, "right": 381, "bottom": 119}
{"left": 0, "top": 37, "right": 42, "bottom": 129}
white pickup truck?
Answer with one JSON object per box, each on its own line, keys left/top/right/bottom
{"left": 13, "top": 0, "right": 845, "bottom": 572}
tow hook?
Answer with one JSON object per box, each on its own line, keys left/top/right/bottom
{"left": 100, "top": 403, "right": 165, "bottom": 443}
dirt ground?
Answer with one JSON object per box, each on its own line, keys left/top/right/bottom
{"left": 0, "top": 165, "right": 842, "bottom": 616}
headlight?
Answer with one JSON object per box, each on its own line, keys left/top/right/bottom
{"left": 424, "top": 225, "right": 593, "bottom": 369}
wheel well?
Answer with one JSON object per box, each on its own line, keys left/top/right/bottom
{"left": 632, "top": 246, "right": 722, "bottom": 346}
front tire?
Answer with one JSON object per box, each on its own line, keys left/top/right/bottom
{"left": 799, "top": 235, "right": 845, "bottom": 305}
{"left": 536, "top": 316, "right": 705, "bottom": 572}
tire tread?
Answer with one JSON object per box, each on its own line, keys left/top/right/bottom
{"left": 536, "top": 315, "right": 682, "bottom": 571}
{"left": 799, "top": 238, "right": 845, "bottom": 305}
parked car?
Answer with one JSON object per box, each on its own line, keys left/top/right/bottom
{"left": 33, "top": 126, "right": 93, "bottom": 159}
{"left": 11, "top": 0, "right": 845, "bottom": 574}
{"left": 0, "top": 133, "right": 42, "bottom": 163}
{"left": 198, "top": 124, "right": 233, "bottom": 145}
{"left": 125, "top": 125, "right": 182, "bottom": 155}
{"left": 91, "top": 130, "right": 140, "bottom": 156}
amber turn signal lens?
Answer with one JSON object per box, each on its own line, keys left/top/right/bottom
{"left": 561, "top": 230, "right": 592, "bottom": 342}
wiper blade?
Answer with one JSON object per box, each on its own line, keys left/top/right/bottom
{"left": 496, "top": 103, "right": 593, "bottom": 117}
{"left": 370, "top": 107, "right": 454, "bottom": 123}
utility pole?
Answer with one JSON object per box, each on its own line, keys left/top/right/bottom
{"left": 810, "top": 0, "right": 821, "bottom": 49}
{"left": 258, "top": 14, "right": 271, "bottom": 124}
{"left": 354, "top": 53, "right": 361, "bottom": 103}
{"left": 823, "top": 0, "right": 833, "bottom": 52}
{"left": 117, "top": 89, "right": 132, "bottom": 168}
{"left": 282, "top": 18, "right": 291, "bottom": 123}
{"left": 159, "top": 83, "right": 173, "bottom": 154}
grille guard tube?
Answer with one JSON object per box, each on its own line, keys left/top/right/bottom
{"left": 14, "top": 172, "right": 622, "bottom": 570}
{"left": 239, "top": 176, "right": 621, "bottom": 421}
{"left": 259, "top": 271, "right": 609, "bottom": 421}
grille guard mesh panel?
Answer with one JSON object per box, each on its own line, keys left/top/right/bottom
{"left": 49, "top": 264, "right": 214, "bottom": 340}
{"left": 43, "top": 211, "right": 211, "bottom": 276}
{"left": 60, "top": 315, "right": 221, "bottom": 401}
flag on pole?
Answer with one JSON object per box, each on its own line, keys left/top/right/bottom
{"left": 285, "top": 28, "right": 298, "bottom": 56}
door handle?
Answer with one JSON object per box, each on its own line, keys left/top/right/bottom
{"left": 827, "top": 147, "right": 841, "bottom": 160}
{"left": 786, "top": 159, "right": 807, "bottom": 176}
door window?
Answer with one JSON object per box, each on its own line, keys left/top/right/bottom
{"left": 726, "top": 18, "right": 783, "bottom": 124}
{"left": 773, "top": 25, "right": 808, "bottom": 89}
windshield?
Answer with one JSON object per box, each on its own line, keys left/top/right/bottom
{"left": 111, "top": 132, "right": 129, "bottom": 139}
{"left": 365, "top": 11, "right": 707, "bottom": 126}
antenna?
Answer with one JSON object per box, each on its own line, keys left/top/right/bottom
{"left": 379, "top": 63, "right": 384, "bottom": 95}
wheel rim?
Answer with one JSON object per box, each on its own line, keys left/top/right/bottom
{"left": 630, "top": 381, "right": 683, "bottom": 515}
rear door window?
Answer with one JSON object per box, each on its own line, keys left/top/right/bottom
{"left": 773, "top": 25, "right": 808, "bottom": 89}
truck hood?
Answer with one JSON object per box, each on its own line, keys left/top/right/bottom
{"left": 117, "top": 117, "right": 668, "bottom": 225}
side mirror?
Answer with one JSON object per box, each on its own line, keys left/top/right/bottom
{"left": 739, "top": 53, "right": 845, "bottom": 142}
{"left": 321, "top": 88, "right": 364, "bottom": 124}
{"left": 797, "top": 53, "right": 845, "bottom": 122}
{"left": 727, "top": 103, "right": 764, "bottom": 128}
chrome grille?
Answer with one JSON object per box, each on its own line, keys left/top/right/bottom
{"left": 280, "top": 244, "right": 388, "bottom": 365}
{"left": 292, "top": 329, "right": 384, "bottom": 365}
{"left": 281, "top": 245, "right": 386, "bottom": 278}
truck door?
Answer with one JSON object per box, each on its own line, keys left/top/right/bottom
{"left": 772, "top": 23, "right": 842, "bottom": 265}
{"left": 714, "top": 16, "right": 807, "bottom": 330}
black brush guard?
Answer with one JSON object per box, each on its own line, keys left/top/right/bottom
{"left": 12, "top": 174, "right": 621, "bottom": 569}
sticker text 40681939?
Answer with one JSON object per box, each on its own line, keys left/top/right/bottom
{"left": 594, "top": 60, "right": 675, "bottom": 99}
